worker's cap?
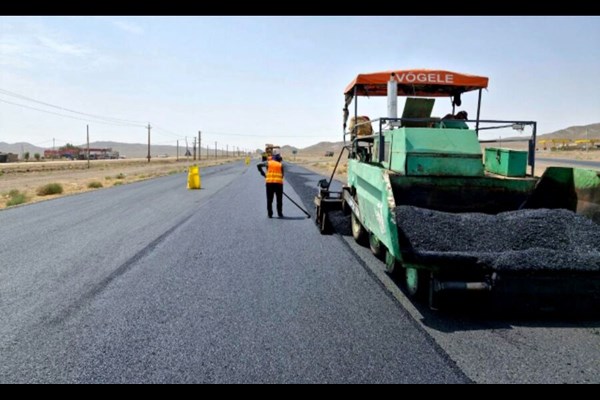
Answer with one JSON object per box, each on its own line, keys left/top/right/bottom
{"left": 456, "top": 111, "right": 468, "bottom": 120}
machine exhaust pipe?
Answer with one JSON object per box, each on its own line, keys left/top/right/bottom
{"left": 387, "top": 73, "right": 398, "bottom": 127}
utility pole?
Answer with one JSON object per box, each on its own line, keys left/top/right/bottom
{"left": 215, "top": 141, "right": 217, "bottom": 158}
{"left": 87, "top": 125, "right": 90, "bottom": 169}
{"left": 198, "top": 131, "right": 201, "bottom": 161}
{"left": 147, "top": 123, "right": 152, "bottom": 163}
{"left": 226, "top": 144, "right": 228, "bottom": 158}
{"left": 177, "top": 140, "right": 179, "bottom": 161}
{"left": 193, "top": 137, "right": 197, "bottom": 161}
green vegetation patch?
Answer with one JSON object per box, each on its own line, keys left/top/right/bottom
{"left": 6, "top": 190, "right": 27, "bottom": 207}
{"left": 37, "top": 183, "right": 64, "bottom": 196}
{"left": 88, "top": 181, "right": 103, "bottom": 189}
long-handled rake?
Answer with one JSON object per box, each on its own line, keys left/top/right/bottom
{"left": 282, "top": 191, "right": 311, "bottom": 218}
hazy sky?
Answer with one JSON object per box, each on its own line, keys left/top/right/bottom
{"left": 1, "top": 16, "right": 599, "bottom": 150}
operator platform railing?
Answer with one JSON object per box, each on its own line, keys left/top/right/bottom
{"left": 344, "top": 117, "right": 538, "bottom": 177}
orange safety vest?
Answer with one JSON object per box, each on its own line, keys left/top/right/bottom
{"left": 265, "top": 160, "right": 283, "bottom": 184}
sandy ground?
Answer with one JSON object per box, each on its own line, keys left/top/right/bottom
{"left": 0, "top": 157, "right": 242, "bottom": 210}
{"left": 290, "top": 155, "right": 349, "bottom": 182}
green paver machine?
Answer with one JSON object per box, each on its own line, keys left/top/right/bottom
{"left": 314, "top": 69, "right": 600, "bottom": 310}
{"left": 261, "top": 144, "right": 281, "bottom": 162}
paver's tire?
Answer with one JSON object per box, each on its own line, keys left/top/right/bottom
{"left": 351, "top": 211, "right": 367, "bottom": 245}
{"left": 385, "top": 250, "right": 402, "bottom": 278}
{"left": 369, "top": 233, "right": 385, "bottom": 260}
{"left": 405, "top": 267, "right": 430, "bottom": 302}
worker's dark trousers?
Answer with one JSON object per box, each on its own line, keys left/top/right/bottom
{"left": 266, "top": 183, "right": 283, "bottom": 217}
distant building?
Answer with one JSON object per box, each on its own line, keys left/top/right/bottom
{"left": 0, "top": 152, "right": 18, "bottom": 163}
{"left": 44, "top": 148, "right": 81, "bottom": 160}
{"left": 86, "top": 148, "right": 119, "bottom": 160}
{"left": 43, "top": 147, "right": 119, "bottom": 160}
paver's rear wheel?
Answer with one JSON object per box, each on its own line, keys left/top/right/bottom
{"left": 385, "top": 251, "right": 402, "bottom": 277}
{"left": 369, "top": 233, "right": 385, "bottom": 260}
{"left": 405, "top": 267, "right": 430, "bottom": 301}
{"left": 351, "top": 211, "right": 367, "bottom": 245}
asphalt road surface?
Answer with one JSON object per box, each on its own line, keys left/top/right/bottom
{"left": 0, "top": 161, "right": 467, "bottom": 383}
{"left": 1, "top": 160, "right": 598, "bottom": 383}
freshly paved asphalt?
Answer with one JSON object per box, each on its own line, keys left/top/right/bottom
{"left": 0, "top": 161, "right": 468, "bottom": 383}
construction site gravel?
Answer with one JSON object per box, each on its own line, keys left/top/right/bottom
{"left": 394, "top": 207, "right": 600, "bottom": 272}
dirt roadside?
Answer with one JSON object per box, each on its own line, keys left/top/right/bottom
{"left": 0, "top": 157, "right": 240, "bottom": 210}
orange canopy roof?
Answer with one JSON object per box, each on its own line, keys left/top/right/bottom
{"left": 344, "top": 69, "right": 489, "bottom": 97}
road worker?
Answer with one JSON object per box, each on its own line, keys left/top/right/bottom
{"left": 257, "top": 153, "right": 284, "bottom": 218}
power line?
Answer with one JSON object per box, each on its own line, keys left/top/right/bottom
{"left": 153, "top": 131, "right": 186, "bottom": 142}
{"left": 153, "top": 139, "right": 181, "bottom": 145}
{"left": 0, "top": 89, "right": 332, "bottom": 142}
{"left": 0, "top": 88, "right": 146, "bottom": 127}
{"left": 152, "top": 124, "right": 187, "bottom": 140}
{"left": 0, "top": 98, "right": 146, "bottom": 127}
{"left": 201, "top": 130, "right": 325, "bottom": 138}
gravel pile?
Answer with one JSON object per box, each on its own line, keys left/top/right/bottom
{"left": 395, "top": 207, "right": 600, "bottom": 272}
